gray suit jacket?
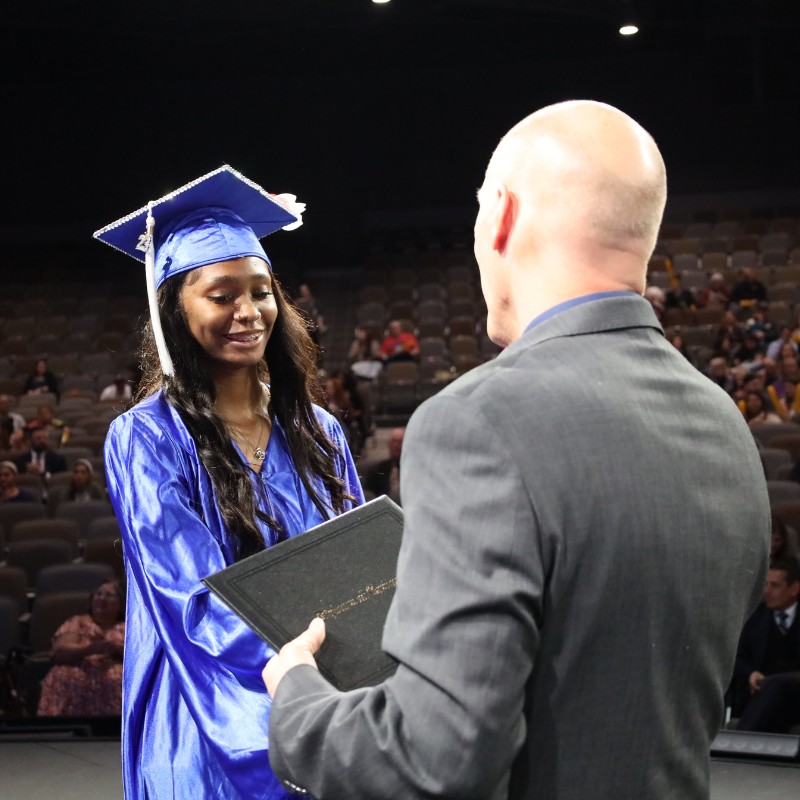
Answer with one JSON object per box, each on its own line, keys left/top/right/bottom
{"left": 268, "top": 294, "right": 770, "bottom": 799}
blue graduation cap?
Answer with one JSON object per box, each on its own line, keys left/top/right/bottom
{"left": 93, "top": 165, "right": 304, "bottom": 376}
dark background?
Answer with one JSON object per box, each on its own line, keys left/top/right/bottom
{"left": 3, "top": 0, "right": 800, "bottom": 271}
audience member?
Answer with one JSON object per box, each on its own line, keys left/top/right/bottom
{"left": 362, "top": 426, "right": 404, "bottom": 504}
{"left": 698, "top": 272, "right": 731, "bottom": 309}
{"left": 52, "top": 459, "right": 105, "bottom": 505}
{"left": 294, "top": 281, "right": 325, "bottom": 350}
{"left": 0, "top": 461, "right": 36, "bottom": 504}
{"left": 37, "top": 579, "right": 125, "bottom": 717}
{"left": 380, "top": 319, "right": 420, "bottom": 363}
{"left": 770, "top": 515, "right": 799, "bottom": 565}
{"left": 26, "top": 403, "right": 67, "bottom": 448}
{"left": 22, "top": 358, "right": 60, "bottom": 400}
{"left": 664, "top": 274, "right": 696, "bottom": 310}
{"left": 99, "top": 373, "right": 133, "bottom": 402}
{"left": 730, "top": 267, "right": 768, "bottom": 310}
{"left": 741, "top": 390, "right": 783, "bottom": 428}
{"left": 340, "top": 370, "right": 368, "bottom": 456}
{"left": 717, "top": 310, "right": 745, "bottom": 346}
{"left": 704, "top": 357, "right": 735, "bottom": 395}
{"left": 713, "top": 334, "right": 738, "bottom": 365}
{"left": 668, "top": 332, "right": 694, "bottom": 365}
{"left": 733, "top": 332, "right": 764, "bottom": 367}
{"left": 643, "top": 285, "right": 666, "bottom": 323}
{"left": 772, "top": 338, "right": 799, "bottom": 365}
{"left": 14, "top": 428, "right": 68, "bottom": 478}
{"left": 347, "top": 325, "right": 383, "bottom": 380}
{"left": 0, "top": 394, "right": 26, "bottom": 450}
{"left": 322, "top": 374, "right": 350, "bottom": 432}
{"left": 732, "top": 559, "right": 800, "bottom": 733}
{"left": 745, "top": 306, "right": 779, "bottom": 347}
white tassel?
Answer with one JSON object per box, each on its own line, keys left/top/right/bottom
{"left": 141, "top": 203, "right": 175, "bottom": 377}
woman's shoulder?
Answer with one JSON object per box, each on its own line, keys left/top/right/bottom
{"left": 108, "top": 391, "right": 177, "bottom": 436}
{"left": 105, "top": 391, "right": 193, "bottom": 457}
{"left": 311, "top": 403, "right": 341, "bottom": 433}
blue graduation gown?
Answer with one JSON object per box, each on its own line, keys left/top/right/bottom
{"left": 104, "top": 391, "right": 363, "bottom": 800}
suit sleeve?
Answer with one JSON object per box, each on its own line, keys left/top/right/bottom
{"left": 268, "top": 392, "right": 546, "bottom": 799}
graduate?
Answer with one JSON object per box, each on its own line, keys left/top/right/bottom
{"left": 96, "top": 166, "right": 363, "bottom": 800}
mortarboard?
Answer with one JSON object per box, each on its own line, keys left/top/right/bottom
{"left": 93, "top": 165, "right": 305, "bottom": 376}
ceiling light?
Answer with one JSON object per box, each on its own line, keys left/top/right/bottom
{"left": 619, "top": 24, "right": 639, "bottom": 36}
{"left": 373, "top": 0, "right": 391, "bottom": 4}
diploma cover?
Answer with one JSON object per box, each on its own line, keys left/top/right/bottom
{"left": 203, "top": 495, "right": 403, "bottom": 690}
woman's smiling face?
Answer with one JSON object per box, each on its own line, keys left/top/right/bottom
{"left": 179, "top": 257, "right": 277, "bottom": 370}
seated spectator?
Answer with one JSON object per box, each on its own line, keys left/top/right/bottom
{"left": 37, "top": 579, "right": 125, "bottom": 717}
{"left": 380, "top": 320, "right": 420, "bottom": 363}
{"left": 771, "top": 515, "right": 799, "bottom": 564}
{"left": 26, "top": 403, "right": 67, "bottom": 448}
{"left": 732, "top": 332, "right": 764, "bottom": 367}
{"left": 22, "top": 358, "right": 60, "bottom": 401}
{"left": 745, "top": 306, "right": 779, "bottom": 347}
{"left": 668, "top": 332, "right": 695, "bottom": 365}
{"left": 712, "top": 334, "right": 737, "bottom": 365}
{"left": 323, "top": 375, "right": 351, "bottom": 433}
{"left": 0, "top": 461, "right": 37, "bottom": 504}
{"left": 774, "top": 353, "right": 800, "bottom": 399}
{"left": 703, "top": 357, "right": 735, "bottom": 395}
{"left": 53, "top": 459, "right": 105, "bottom": 505}
{"left": 741, "top": 389, "right": 783, "bottom": 428}
{"left": 347, "top": 325, "right": 383, "bottom": 380}
{"left": 340, "top": 371, "right": 368, "bottom": 457}
{"left": 14, "top": 427, "right": 68, "bottom": 478}
{"left": 766, "top": 328, "right": 798, "bottom": 361}
{"left": 717, "top": 310, "right": 745, "bottom": 345}
{"left": 643, "top": 286, "right": 666, "bottom": 324}
{"left": 99, "top": 373, "right": 133, "bottom": 403}
{"left": 664, "top": 274, "right": 696, "bottom": 310}
{"left": 294, "top": 282, "right": 325, "bottom": 350}
{"left": 323, "top": 372, "right": 367, "bottom": 457}
{"left": 731, "top": 559, "right": 800, "bottom": 733}
{"left": 0, "top": 394, "right": 26, "bottom": 450}
{"left": 698, "top": 272, "right": 731, "bottom": 309}
{"left": 362, "top": 426, "right": 404, "bottom": 505}
{"left": 730, "top": 267, "right": 768, "bottom": 310}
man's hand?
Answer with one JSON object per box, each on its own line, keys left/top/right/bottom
{"left": 263, "top": 617, "right": 326, "bottom": 698}
{"left": 748, "top": 670, "right": 765, "bottom": 693}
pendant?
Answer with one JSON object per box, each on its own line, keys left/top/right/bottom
{"left": 253, "top": 447, "right": 266, "bottom": 461}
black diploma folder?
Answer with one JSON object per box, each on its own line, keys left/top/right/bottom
{"left": 203, "top": 495, "right": 403, "bottom": 691}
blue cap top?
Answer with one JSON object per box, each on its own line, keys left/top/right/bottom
{"left": 93, "top": 165, "right": 303, "bottom": 287}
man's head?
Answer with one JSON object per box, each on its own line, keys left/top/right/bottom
{"left": 30, "top": 428, "right": 49, "bottom": 453}
{"left": 387, "top": 320, "right": 403, "bottom": 338}
{"left": 741, "top": 267, "right": 755, "bottom": 282}
{"left": 474, "top": 100, "right": 666, "bottom": 346}
{"left": 764, "top": 559, "right": 800, "bottom": 610}
{"left": 388, "top": 427, "right": 405, "bottom": 461}
{"left": 708, "top": 357, "right": 728, "bottom": 380}
{"left": 0, "top": 395, "right": 12, "bottom": 415}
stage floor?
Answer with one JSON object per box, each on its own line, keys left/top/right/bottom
{"left": 0, "top": 740, "right": 798, "bottom": 800}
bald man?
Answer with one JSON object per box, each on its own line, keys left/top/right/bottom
{"left": 262, "top": 102, "right": 769, "bottom": 799}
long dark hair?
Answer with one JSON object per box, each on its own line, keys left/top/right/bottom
{"left": 137, "top": 264, "right": 350, "bottom": 558}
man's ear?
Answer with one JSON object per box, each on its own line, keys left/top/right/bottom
{"left": 491, "top": 184, "right": 515, "bottom": 255}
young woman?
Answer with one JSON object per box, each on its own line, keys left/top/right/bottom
{"left": 98, "top": 167, "right": 363, "bottom": 800}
